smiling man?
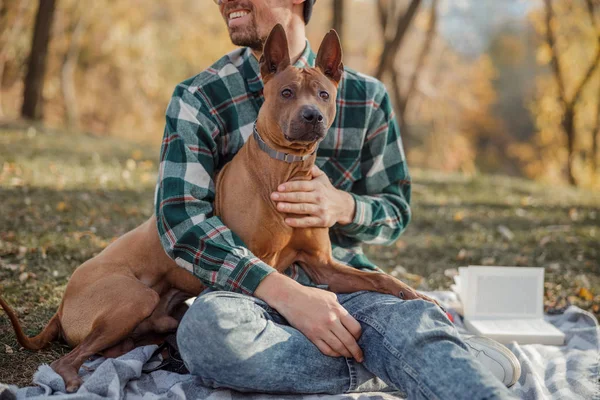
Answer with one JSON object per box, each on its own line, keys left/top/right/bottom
{"left": 155, "top": 1, "right": 520, "bottom": 398}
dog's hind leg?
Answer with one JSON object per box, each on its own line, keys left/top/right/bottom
{"left": 53, "top": 277, "right": 160, "bottom": 392}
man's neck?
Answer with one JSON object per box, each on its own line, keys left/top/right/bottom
{"left": 251, "top": 21, "right": 307, "bottom": 64}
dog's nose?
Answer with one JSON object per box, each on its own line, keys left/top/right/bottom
{"left": 302, "top": 107, "right": 324, "bottom": 124}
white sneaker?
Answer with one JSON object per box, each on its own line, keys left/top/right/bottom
{"left": 463, "top": 335, "right": 521, "bottom": 387}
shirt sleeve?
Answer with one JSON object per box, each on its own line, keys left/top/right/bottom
{"left": 155, "top": 84, "right": 276, "bottom": 295}
{"left": 333, "top": 85, "right": 411, "bottom": 245}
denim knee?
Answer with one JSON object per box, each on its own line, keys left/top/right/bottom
{"left": 176, "top": 292, "right": 267, "bottom": 378}
{"left": 350, "top": 295, "right": 458, "bottom": 348}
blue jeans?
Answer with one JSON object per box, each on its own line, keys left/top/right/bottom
{"left": 177, "top": 289, "right": 515, "bottom": 399}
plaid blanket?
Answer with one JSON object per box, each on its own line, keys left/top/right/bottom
{"left": 4, "top": 292, "right": 599, "bottom": 400}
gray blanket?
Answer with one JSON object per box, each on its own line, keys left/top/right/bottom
{"left": 4, "top": 292, "right": 599, "bottom": 400}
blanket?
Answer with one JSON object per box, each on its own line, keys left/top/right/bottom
{"left": 4, "top": 292, "right": 599, "bottom": 400}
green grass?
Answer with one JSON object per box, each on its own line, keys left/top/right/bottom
{"left": 0, "top": 126, "right": 598, "bottom": 387}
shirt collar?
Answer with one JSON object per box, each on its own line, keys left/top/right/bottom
{"left": 243, "top": 40, "right": 316, "bottom": 93}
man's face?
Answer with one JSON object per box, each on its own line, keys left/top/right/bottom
{"left": 217, "top": 0, "right": 293, "bottom": 50}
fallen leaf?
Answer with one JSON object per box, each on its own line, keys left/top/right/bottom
{"left": 2, "top": 264, "right": 19, "bottom": 271}
{"left": 481, "top": 257, "right": 496, "bottom": 265}
{"left": 395, "top": 240, "right": 407, "bottom": 250}
{"left": 4, "top": 344, "right": 13, "bottom": 354}
{"left": 453, "top": 211, "right": 465, "bottom": 222}
{"left": 56, "top": 201, "right": 68, "bottom": 212}
{"left": 514, "top": 255, "right": 529, "bottom": 265}
{"left": 568, "top": 208, "right": 578, "bottom": 221}
{"left": 578, "top": 288, "right": 593, "bottom": 301}
{"left": 19, "top": 272, "right": 29, "bottom": 282}
{"left": 444, "top": 268, "right": 458, "bottom": 278}
{"left": 497, "top": 225, "right": 514, "bottom": 241}
{"left": 520, "top": 196, "right": 532, "bottom": 206}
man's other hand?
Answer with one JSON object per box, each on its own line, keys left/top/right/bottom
{"left": 271, "top": 166, "right": 356, "bottom": 228}
{"left": 254, "top": 273, "right": 364, "bottom": 362}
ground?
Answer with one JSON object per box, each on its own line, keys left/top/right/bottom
{"left": 0, "top": 126, "right": 598, "bottom": 387}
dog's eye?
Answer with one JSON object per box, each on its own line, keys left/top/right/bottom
{"left": 281, "top": 89, "right": 293, "bottom": 98}
{"left": 319, "top": 91, "right": 330, "bottom": 101}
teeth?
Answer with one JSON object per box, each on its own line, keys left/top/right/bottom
{"left": 229, "top": 11, "right": 249, "bottom": 19}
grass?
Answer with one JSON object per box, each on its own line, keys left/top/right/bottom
{"left": 0, "top": 125, "right": 598, "bottom": 387}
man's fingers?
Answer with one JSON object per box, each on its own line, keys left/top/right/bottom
{"left": 284, "top": 216, "right": 324, "bottom": 228}
{"left": 322, "top": 332, "right": 352, "bottom": 359}
{"left": 314, "top": 339, "right": 343, "bottom": 358}
{"left": 272, "top": 191, "right": 316, "bottom": 203}
{"left": 277, "top": 202, "right": 319, "bottom": 215}
{"left": 340, "top": 312, "right": 362, "bottom": 341}
{"left": 332, "top": 322, "right": 364, "bottom": 362}
{"left": 277, "top": 181, "right": 314, "bottom": 193}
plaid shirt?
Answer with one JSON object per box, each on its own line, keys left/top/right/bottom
{"left": 155, "top": 42, "right": 411, "bottom": 295}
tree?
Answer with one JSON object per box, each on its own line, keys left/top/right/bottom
{"left": 0, "top": 0, "right": 31, "bottom": 117}
{"left": 332, "top": 0, "right": 344, "bottom": 41}
{"left": 61, "top": 2, "right": 91, "bottom": 131}
{"left": 542, "top": 0, "right": 600, "bottom": 185}
{"left": 21, "top": 0, "right": 57, "bottom": 121}
{"left": 375, "top": 0, "right": 438, "bottom": 134}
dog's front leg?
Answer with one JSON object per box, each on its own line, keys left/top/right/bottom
{"left": 299, "top": 257, "right": 440, "bottom": 306}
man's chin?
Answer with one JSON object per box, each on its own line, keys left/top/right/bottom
{"left": 229, "top": 31, "right": 264, "bottom": 50}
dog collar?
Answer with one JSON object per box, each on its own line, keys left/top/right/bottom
{"left": 252, "top": 124, "right": 315, "bottom": 163}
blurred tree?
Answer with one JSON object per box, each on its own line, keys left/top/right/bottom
{"left": 332, "top": 0, "right": 343, "bottom": 42}
{"left": 375, "top": 0, "right": 437, "bottom": 135}
{"left": 0, "top": 0, "right": 30, "bottom": 117}
{"left": 60, "top": 1, "right": 90, "bottom": 131}
{"left": 541, "top": 0, "right": 600, "bottom": 185}
{"left": 22, "top": 0, "right": 57, "bottom": 121}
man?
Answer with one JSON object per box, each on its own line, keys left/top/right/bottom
{"left": 155, "top": 0, "right": 520, "bottom": 398}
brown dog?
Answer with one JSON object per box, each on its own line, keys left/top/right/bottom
{"left": 216, "top": 25, "right": 434, "bottom": 301}
{"left": 0, "top": 24, "right": 434, "bottom": 393}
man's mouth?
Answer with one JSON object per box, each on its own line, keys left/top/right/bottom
{"left": 227, "top": 9, "right": 251, "bottom": 27}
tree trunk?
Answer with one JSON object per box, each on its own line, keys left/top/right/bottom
{"left": 592, "top": 82, "right": 600, "bottom": 174}
{"left": 0, "top": 0, "right": 30, "bottom": 118}
{"left": 332, "top": 0, "right": 344, "bottom": 40}
{"left": 374, "top": 0, "right": 421, "bottom": 80}
{"left": 562, "top": 107, "right": 577, "bottom": 186}
{"left": 61, "top": 6, "right": 89, "bottom": 131}
{"left": 398, "top": 0, "right": 438, "bottom": 123}
{"left": 21, "top": 0, "right": 57, "bottom": 121}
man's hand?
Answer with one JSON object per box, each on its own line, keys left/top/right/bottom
{"left": 255, "top": 273, "right": 364, "bottom": 362}
{"left": 270, "top": 166, "right": 355, "bottom": 228}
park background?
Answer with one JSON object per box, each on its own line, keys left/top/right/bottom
{"left": 0, "top": 0, "right": 598, "bottom": 387}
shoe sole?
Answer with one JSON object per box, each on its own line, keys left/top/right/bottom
{"left": 467, "top": 336, "right": 522, "bottom": 388}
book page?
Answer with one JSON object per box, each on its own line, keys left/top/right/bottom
{"left": 465, "top": 267, "right": 544, "bottom": 319}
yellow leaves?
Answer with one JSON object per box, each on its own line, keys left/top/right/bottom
{"left": 578, "top": 288, "right": 594, "bottom": 301}
{"left": 131, "top": 150, "right": 143, "bottom": 160}
{"left": 56, "top": 201, "right": 69, "bottom": 212}
{"left": 536, "top": 42, "right": 552, "bottom": 65}
{"left": 125, "top": 159, "right": 137, "bottom": 171}
{"left": 453, "top": 211, "right": 465, "bottom": 222}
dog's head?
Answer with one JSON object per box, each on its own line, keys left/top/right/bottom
{"left": 257, "top": 24, "right": 343, "bottom": 152}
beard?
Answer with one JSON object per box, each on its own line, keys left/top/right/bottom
{"left": 228, "top": 14, "right": 265, "bottom": 51}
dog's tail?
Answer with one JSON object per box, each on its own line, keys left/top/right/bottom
{"left": 0, "top": 295, "right": 60, "bottom": 350}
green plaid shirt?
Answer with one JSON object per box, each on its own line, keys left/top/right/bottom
{"left": 155, "top": 42, "right": 411, "bottom": 295}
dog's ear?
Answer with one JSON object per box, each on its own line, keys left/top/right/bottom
{"left": 260, "top": 24, "right": 291, "bottom": 83}
{"left": 316, "top": 29, "right": 344, "bottom": 85}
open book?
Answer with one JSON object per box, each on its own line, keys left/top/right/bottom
{"left": 453, "top": 266, "right": 565, "bottom": 346}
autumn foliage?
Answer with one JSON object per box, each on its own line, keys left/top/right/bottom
{"left": 2, "top": 0, "right": 599, "bottom": 187}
